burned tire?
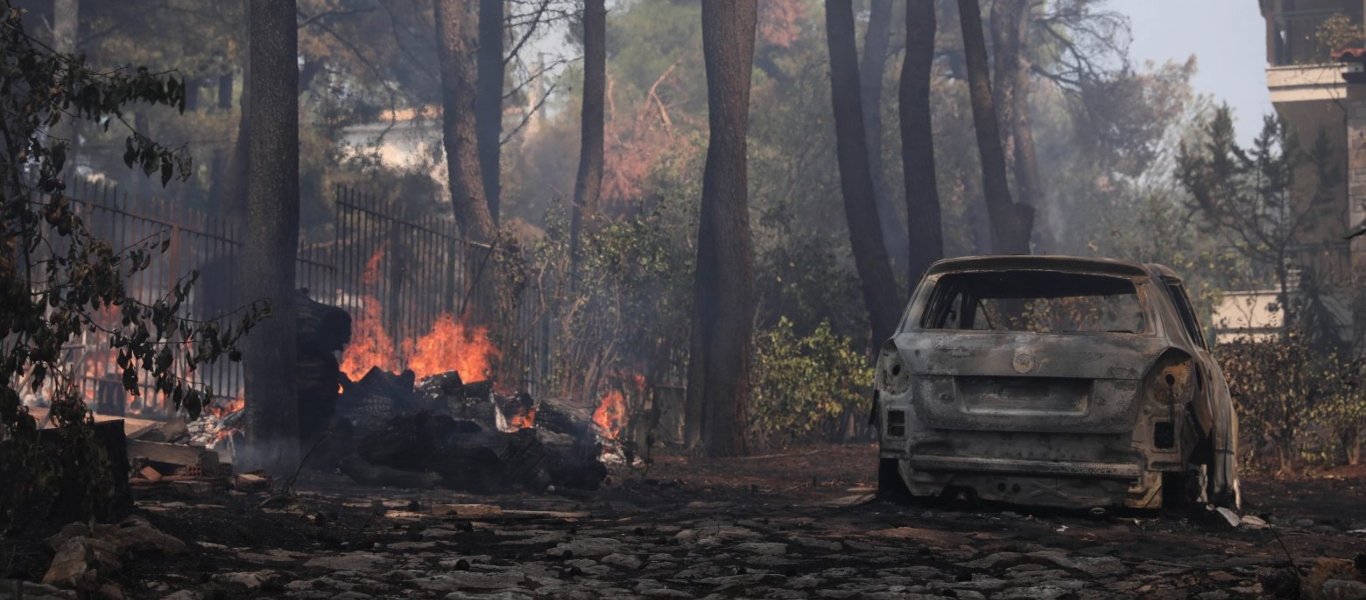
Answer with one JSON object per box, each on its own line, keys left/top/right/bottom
{"left": 1162, "top": 465, "right": 1207, "bottom": 510}
{"left": 876, "top": 458, "right": 911, "bottom": 502}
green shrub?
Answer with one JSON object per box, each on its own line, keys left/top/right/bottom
{"left": 750, "top": 317, "right": 872, "bottom": 449}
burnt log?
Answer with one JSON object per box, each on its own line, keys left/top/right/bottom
{"left": 416, "top": 372, "right": 502, "bottom": 430}
{"left": 534, "top": 398, "right": 595, "bottom": 440}
{"left": 350, "top": 411, "right": 605, "bottom": 492}
{"left": 338, "top": 367, "right": 418, "bottom": 431}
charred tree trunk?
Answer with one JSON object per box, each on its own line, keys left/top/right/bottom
{"left": 435, "top": 0, "right": 499, "bottom": 325}
{"left": 220, "top": 74, "right": 249, "bottom": 221}
{"left": 958, "top": 0, "right": 1032, "bottom": 254}
{"left": 569, "top": 0, "right": 606, "bottom": 284}
{"left": 990, "top": 0, "right": 1042, "bottom": 242}
{"left": 686, "top": 0, "right": 758, "bottom": 458}
{"left": 241, "top": 0, "right": 301, "bottom": 475}
{"left": 476, "top": 0, "right": 504, "bottom": 223}
{"left": 900, "top": 0, "right": 944, "bottom": 289}
{"left": 825, "top": 0, "right": 901, "bottom": 347}
{"left": 218, "top": 4, "right": 251, "bottom": 223}
{"left": 859, "top": 0, "right": 906, "bottom": 275}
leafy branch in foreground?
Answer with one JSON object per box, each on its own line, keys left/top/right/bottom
{"left": 0, "top": 2, "right": 264, "bottom": 534}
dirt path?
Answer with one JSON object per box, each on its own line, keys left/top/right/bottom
{"left": 5, "top": 444, "right": 1363, "bottom": 599}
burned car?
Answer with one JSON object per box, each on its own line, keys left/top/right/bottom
{"left": 876, "top": 256, "right": 1240, "bottom": 510}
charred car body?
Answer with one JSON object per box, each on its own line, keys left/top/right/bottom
{"left": 876, "top": 256, "right": 1240, "bottom": 509}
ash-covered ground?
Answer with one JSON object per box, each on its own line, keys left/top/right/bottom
{"left": 4, "top": 444, "right": 1365, "bottom": 600}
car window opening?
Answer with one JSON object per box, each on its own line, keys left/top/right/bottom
{"left": 923, "top": 271, "right": 1148, "bottom": 334}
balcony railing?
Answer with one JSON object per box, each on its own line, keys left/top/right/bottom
{"left": 1270, "top": 8, "right": 1363, "bottom": 66}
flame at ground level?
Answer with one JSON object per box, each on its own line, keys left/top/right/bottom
{"left": 339, "top": 306, "right": 500, "bottom": 384}
{"left": 404, "top": 314, "right": 499, "bottom": 382}
{"left": 339, "top": 295, "right": 394, "bottom": 381}
{"left": 593, "top": 389, "right": 627, "bottom": 440}
{"left": 508, "top": 407, "right": 536, "bottom": 430}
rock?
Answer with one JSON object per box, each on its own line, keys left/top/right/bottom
{"left": 1027, "top": 550, "right": 1128, "bottom": 577}
{"left": 159, "top": 591, "right": 201, "bottom": 600}
{"left": 995, "top": 583, "right": 1085, "bottom": 600}
{"left": 1310, "top": 558, "right": 1363, "bottom": 599}
{"left": 601, "top": 553, "right": 645, "bottom": 570}
{"left": 547, "top": 538, "right": 623, "bottom": 558}
{"left": 0, "top": 580, "right": 79, "bottom": 599}
{"left": 42, "top": 537, "right": 121, "bottom": 590}
{"left": 212, "top": 570, "right": 279, "bottom": 591}
{"left": 105, "top": 517, "right": 187, "bottom": 555}
{"left": 788, "top": 536, "right": 842, "bottom": 552}
{"left": 966, "top": 552, "right": 1024, "bottom": 569}
{"left": 387, "top": 541, "right": 439, "bottom": 551}
{"left": 928, "top": 576, "right": 1008, "bottom": 592}
{"left": 303, "top": 552, "right": 389, "bottom": 572}
{"left": 733, "top": 542, "right": 787, "bottom": 556}
{"left": 1241, "top": 515, "right": 1270, "bottom": 529}
{"left": 1323, "top": 579, "right": 1366, "bottom": 600}
{"left": 414, "top": 571, "right": 527, "bottom": 592}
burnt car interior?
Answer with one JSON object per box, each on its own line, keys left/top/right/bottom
{"left": 921, "top": 270, "right": 1148, "bottom": 334}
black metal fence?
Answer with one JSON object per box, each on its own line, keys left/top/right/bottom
{"left": 51, "top": 180, "right": 548, "bottom": 419}
{"left": 331, "top": 186, "right": 548, "bottom": 394}
{"left": 54, "top": 178, "right": 335, "bottom": 417}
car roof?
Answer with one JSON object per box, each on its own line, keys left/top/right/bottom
{"left": 926, "top": 255, "right": 1180, "bottom": 281}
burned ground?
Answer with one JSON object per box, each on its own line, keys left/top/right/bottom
{"left": 4, "top": 444, "right": 1364, "bottom": 599}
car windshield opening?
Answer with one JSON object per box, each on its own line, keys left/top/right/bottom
{"left": 922, "top": 270, "right": 1148, "bottom": 334}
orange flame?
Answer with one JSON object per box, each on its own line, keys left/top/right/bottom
{"left": 209, "top": 396, "right": 245, "bottom": 419}
{"left": 508, "top": 407, "right": 537, "bottom": 430}
{"left": 338, "top": 249, "right": 501, "bottom": 384}
{"left": 404, "top": 314, "right": 499, "bottom": 382}
{"left": 340, "top": 295, "right": 397, "bottom": 380}
{"left": 593, "top": 389, "right": 628, "bottom": 440}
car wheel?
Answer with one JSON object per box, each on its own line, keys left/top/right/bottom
{"left": 876, "top": 458, "right": 911, "bottom": 502}
{"left": 1206, "top": 447, "right": 1241, "bottom": 510}
{"left": 1162, "top": 464, "right": 1207, "bottom": 510}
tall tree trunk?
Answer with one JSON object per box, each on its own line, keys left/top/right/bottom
{"left": 826, "top": 0, "right": 901, "bottom": 347}
{"left": 958, "top": 0, "right": 1032, "bottom": 254}
{"left": 901, "top": 0, "right": 943, "bottom": 289}
{"left": 241, "top": 0, "right": 300, "bottom": 475}
{"left": 476, "top": 0, "right": 504, "bottom": 222}
{"left": 435, "top": 0, "right": 499, "bottom": 325}
{"left": 990, "top": 0, "right": 1042, "bottom": 243}
{"left": 217, "top": 5, "right": 251, "bottom": 222}
{"left": 569, "top": 0, "right": 606, "bottom": 285}
{"left": 990, "top": 0, "right": 1023, "bottom": 166}
{"left": 220, "top": 78, "right": 249, "bottom": 220}
{"left": 685, "top": 0, "right": 758, "bottom": 458}
{"left": 859, "top": 0, "right": 906, "bottom": 275}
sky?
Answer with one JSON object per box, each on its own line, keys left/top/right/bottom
{"left": 1121, "top": 1, "right": 1274, "bottom": 145}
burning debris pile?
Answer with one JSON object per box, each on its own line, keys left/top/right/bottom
{"left": 332, "top": 367, "right": 606, "bottom": 492}
{"left": 313, "top": 282, "right": 610, "bottom": 492}
{"left": 169, "top": 283, "right": 620, "bottom": 493}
